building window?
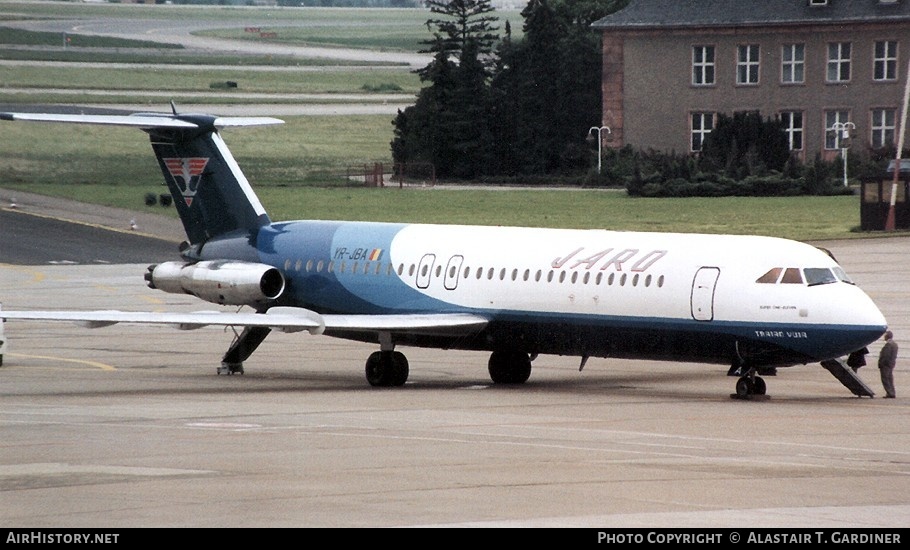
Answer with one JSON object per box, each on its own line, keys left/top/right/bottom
{"left": 827, "top": 42, "right": 851, "bottom": 83}
{"left": 692, "top": 45, "right": 715, "bottom": 85}
{"left": 825, "top": 110, "right": 850, "bottom": 149}
{"left": 780, "top": 111, "right": 804, "bottom": 150}
{"left": 691, "top": 112, "right": 714, "bottom": 152}
{"left": 737, "top": 44, "right": 760, "bottom": 85}
{"left": 782, "top": 44, "right": 805, "bottom": 84}
{"left": 871, "top": 108, "right": 896, "bottom": 148}
{"left": 874, "top": 40, "right": 898, "bottom": 81}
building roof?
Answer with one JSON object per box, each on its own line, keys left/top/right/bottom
{"left": 592, "top": 0, "right": 910, "bottom": 30}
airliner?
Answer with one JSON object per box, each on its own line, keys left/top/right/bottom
{"left": 0, "top": 110, "right": 888, "bottom": 397}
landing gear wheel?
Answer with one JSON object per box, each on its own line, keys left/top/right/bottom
{"left": 389, "top": 351, "right": 409, "bottom": 387}
{"left": 488, "top": 350, "right": 532, "bottom": 384}
{"left": 752, "top": 376, "right": 767, "bottom": 395}
{"left": 735, "top": 376, "right": 753, "bottom": 397}
{"left": 365, "top": 351, "right": 409, "bottom": 387}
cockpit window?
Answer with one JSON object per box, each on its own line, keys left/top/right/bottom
{"left": 804, "top": 268, "right": 838, "bottom": 286}
{"left": 756, "top": 268, "right": 782, "bottom": 283}
{"left": 780, "top": 268, "right": 803, "bottom": 284}
{"left": 832, "top": 266, "right": 855, "bottom": 285}
{"left": 758, "top": 266, "right": 852, "bottom": 286}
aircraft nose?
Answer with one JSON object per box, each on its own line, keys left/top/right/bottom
{"left": 844, "top": 289, "right": 888, "bottom": 347}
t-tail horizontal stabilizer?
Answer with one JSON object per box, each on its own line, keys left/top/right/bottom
{"left": 0, "top": 110, "right": 284, "bottom": 246}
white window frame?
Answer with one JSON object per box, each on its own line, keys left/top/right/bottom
{"left": 874, "top": 40, "right": 898, "bottom": 82}
{"left": 871, "top": 108, "right": 896, "bottom": 149}
{"left": 781, "top": 43, "right": 805, "bottom": 84}
{"left": 737, "top": 44, "right": 760, "bottom": 85}
{"left": 692, "top": 45, "right": 715, "bottom": 86}
{"left": 827, "top": 42, "right": 851, "bottom": 83}
{"left": 780, "top": 111, "right": 804, "bottom": 151}
{"left": 691, "top": 112, "right": 714, "bottom": 152}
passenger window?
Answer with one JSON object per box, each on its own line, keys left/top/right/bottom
{"left": 756, "top": 267, "right": 782, "bottom": 283}
{"left": 780, "top": 268, "right": 803, "bottom": 284}
{"left": 804, "top": 268, "right": 837, "bottom": 286}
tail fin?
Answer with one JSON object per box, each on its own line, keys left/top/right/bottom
{"left": 0, "top": 111, "right": 283, "bottom": 245}
{"left": 147, "top": 114, "right": 283, "bottom": 244}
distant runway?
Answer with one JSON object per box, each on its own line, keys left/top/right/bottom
{"left": 1, "top": 209, "right": 908, "bottom": 528}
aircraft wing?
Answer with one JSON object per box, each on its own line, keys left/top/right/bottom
{"left": 0, "top": 307, "right": 488, "bottom": 337}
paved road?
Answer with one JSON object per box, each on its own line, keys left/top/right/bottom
{"left": 0, "top": 208, "right": 180, "bottom": 265}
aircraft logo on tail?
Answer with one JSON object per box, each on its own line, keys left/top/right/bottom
{"left": 163, "top": 157, "right": 209, "bottom": 206}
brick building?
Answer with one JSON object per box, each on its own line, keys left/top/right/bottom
{"left": 592, "top": 0, "right": 910, "bottom": 161}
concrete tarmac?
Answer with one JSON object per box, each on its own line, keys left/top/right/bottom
{"left": 1, "top": 204, "right": 909, "bottom": 528}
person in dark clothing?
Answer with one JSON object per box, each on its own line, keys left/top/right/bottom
{"left": 878, "top": 331, "right": 898, "bottom": 398}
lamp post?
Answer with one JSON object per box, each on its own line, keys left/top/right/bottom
{"left": 588, "top": 126, "right": 611, "bottom": 175}
{"left": 832, "top": 121, "right": 855, "bottom": 187}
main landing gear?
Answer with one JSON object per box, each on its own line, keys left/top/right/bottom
{"left": 365, "top": 350, "right": 409, "bottom": 387}
{"left": 487, "top": 350, "right": 532, "bottom": 384}
{"left": 362, "top": 347, "right": 534, "bottom": 387}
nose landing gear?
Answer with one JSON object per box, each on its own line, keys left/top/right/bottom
{"left": 734, "top": 373, "right": 767, "bottom": 399}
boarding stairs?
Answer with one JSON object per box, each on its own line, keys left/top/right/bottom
{"left": 820, "top": 358, "right": 875, "bottom": 397}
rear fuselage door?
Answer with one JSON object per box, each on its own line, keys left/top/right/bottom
{"left": 691, "top": 267, "right": 720, "bottom": 321}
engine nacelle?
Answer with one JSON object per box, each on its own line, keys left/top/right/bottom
{"left": 145, "top": 260, "right": 285, "bottom": 306}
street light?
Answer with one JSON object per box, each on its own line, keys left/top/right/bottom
{"left": 832, "top": 121, "right": 856, "bottom": 187}
{"left": 588, "top": 126, "right": 611, "bottom": 175}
